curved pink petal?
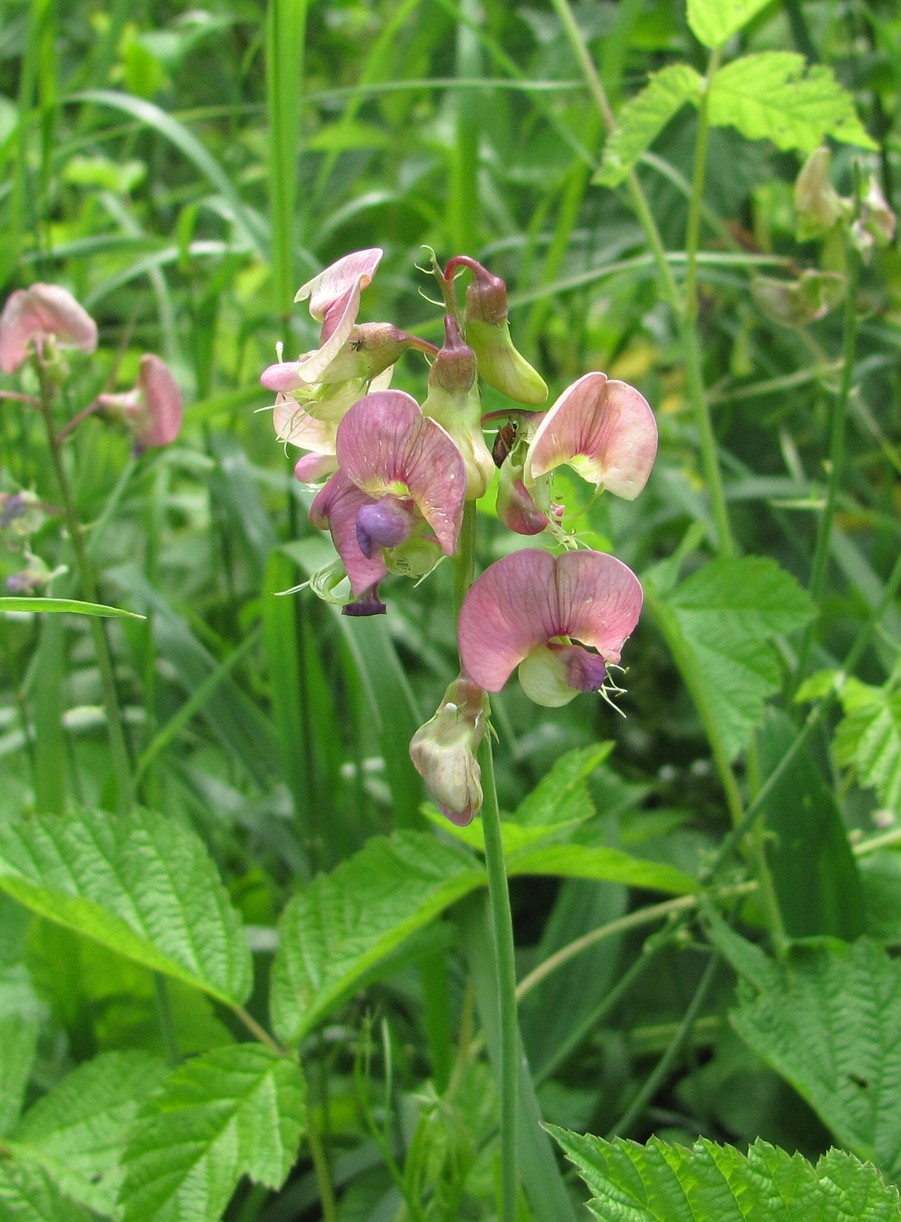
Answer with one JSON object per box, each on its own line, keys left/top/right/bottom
{"left": 309, "top": 469, "right": 388, "bottom": 596}
{"left": 459, "top": 548, "right": 643, "bottom": 692}
{"left": 336, "top": 390, "right": 465, "bottom": 555}
{"left": 1, "top": 284, "right": 98, "bottom": 373}
{"left": 273, "top": 395, "right": 337, "bottom": 451}
{"left": 527, "top": 372, "right": 657, "bottom": 501}
{"left": 294, "top": 452, "right": 338, "bottom": 482}
{"left": 133, "top": 355, "right": 183, "bottom": 447}
{"left": 295, "top": 249, "right": 383, "bottom": 326}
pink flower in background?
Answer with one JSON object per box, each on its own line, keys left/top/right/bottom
{"left": 97, "top": 354, "right": 183, "bottom": 451}
{"left": 458, "top": 548, "right": 643, "bottom": 707}
{"left": 526, "top": 372, "right": 657, "bottom": 501}
{"left": 0, "top": 283, "right": 98, "bottom": 373}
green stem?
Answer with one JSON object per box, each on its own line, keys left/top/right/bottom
{"left": 478, "top": 733, "right": 519, "bottom": 1222}
{"left": 795, "top": 238, "right": 861, "bottom": 683}
{"left": 305, "top": 1108, "right": 338, "bottom": 1222}
{"left": 36, "top": 364, "right": 134, "bottom": 814}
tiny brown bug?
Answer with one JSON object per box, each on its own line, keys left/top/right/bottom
{"left": 492, "top": 419, "right": 518, "bottom": 467}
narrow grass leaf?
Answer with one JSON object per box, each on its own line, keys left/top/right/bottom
{"left": 595, "top": 64, "right": 703, "bottom": 187}
{"left": 709, "top": 54, "right": 877, "bottom": 152}
{"left": 0, "top": 809, "right": 253, "bottom": 1007}
{"left": 119, "top": 1044, "right": 306, "bottom": 1222}
{"left": 548, "top": 1126, "right": 901, "bottom": 1221}
{"left": 507, "top": 844, "right": 695, "bottom": 895}
{"left": 10, "top": 1051, "right": 167, "bottom": 1217}
{"left": 709, "top": 917, "right": 901, "bottom": 1179}
{"left": 0, "top": 597, "right": 145, "bottom": 618}
{"left": 270, "top": 831, "right": 484, "bottom": 1044}
{"left": 653, "top": 557, "right": 814, "bottom": 761}
{"left": 759, "top": 709, "right": 865, "bottom": 939}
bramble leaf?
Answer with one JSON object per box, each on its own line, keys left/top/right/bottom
{"left": 271, "top": 831, "right": 484, "bottom": 1043}
{"left": 0, "top": 809, "right": 253, "bottom": 1006}
{"left": 9, "top": 1051, "right": 167, "bottom": 1216}
{"left": 709, "top": 54, "right": 877, "bottom": 152}
{"left": 834, "top": 672, "right": 901, "bottom": 812}
{"left": 0, "top": 1161, "right": 93, "bottom": 1221}
{"left": 595, "top": 64, "right": 703, "bottom": 187}
{"left": 709, "top": 918, "right": 901, "bottom": 1179}
{"left": 548, "top": 1126, "right": 901, "bottom": 1220}
{"left": 687, "top": 0, "right": 774, "bottom": 49}
{"left": 119, "top": 1044, "right": 305, "bottom": 1222}
{"left": 652, "top": 557, "right": 814, "bottom": 761}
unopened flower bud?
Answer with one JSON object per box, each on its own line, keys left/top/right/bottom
{"left": 410, "top": 678, "right": 489, "bottom": 825}
{"left": 795, "top": 148, "right": 848, "bottom": 240}
{"left": 421, "top": 315, "right": 494, "bottom": 499}
{"left": 320, "top": 323, "right": 438, "bottom": 384}
{"left": 851, "top": 176, "right": 896, "bottom": 259}
{"left": 496, "top": 457, "right": 548, "bottom": 536}
{"left": 751, "top": 270, "right": 845, "bottom": 327}
{"left": 445, "top": 257, "right": 548, "bottom": 407}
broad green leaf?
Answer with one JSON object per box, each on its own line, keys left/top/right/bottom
{"left": 271, "top": 831, "right": 484, "bottom": 1044}
{"left": 596, "top": 64, "right": 702, "bottom": 187}
{"left": 834, "top": 673, "right": 901, "bottom": 812}
{"left": 652, "top": 557, "right": 814, "bottom": 761}
{"left": 507, "top": 844, "right": 695, "bottom": 895}
{"left": 0, "top": 809, "right": 253, "bottom": 1006}
{"left": 0, "top": 597, "right": 145, "bottom": 618}
{"left": 709, "top": 54, "right": 877, "bottom": 152}
{"left": 119, "top": 1044, "right": 305, "bottom": 1222}
{"left": 687, "top": 0, "right": 773, "bottom": 48}
{"left": 0, "top": 1161, "right": 93, "bottom": 1221}
{"left": 10, "top": 1051, "right": 167, "bottom": 1216}
{"left": 0, "top": 1014, "right": 39, "bottom": 1135}
{"left": 758, "top": 710, "right": 865, "bottom": 939}
{"left": 711, "top": 920, "right": 901, "bottom": 1179}
{"left": 514, "top": 744, "right": 613, "bottom": 827}
{"left": 548, "top": 1126, "right": 901, "bottom": 1221}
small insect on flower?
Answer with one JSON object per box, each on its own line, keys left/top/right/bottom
{"left": 492, "top": 419, "right": 518, "bottom": 468}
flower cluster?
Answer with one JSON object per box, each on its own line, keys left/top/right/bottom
{"left": 0, "top": 283, "right": 184, "bottom": 592}
{"left": 262, "top": 250, "right": 657, "bottom": 822}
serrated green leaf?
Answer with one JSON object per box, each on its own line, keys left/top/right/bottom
{"left": 507, "top": 844, "right": 695, "bottom": 895}
{"left": 514, "top": 744, "right": 613, "bottom": 826}
{"left": 119, "top": 1044, "right": 305, "bottom": 1222}
{"left": 547, "top": 1127, "right": 901, "bottom": 1221}
{"left": 10, "top": 1051, "right": 167, "bottom": 1216}
{"left": 687, "top": 0, "right": 774, "bottom": 49}
{"left": 0, "top": 1015, "right": 39, "bottom": 1135}
{"left": 0, "top": 1160, "right": 93, "bottom": 1221}
{"left": 709, "top": 54, "right": 877, "bottom": 152}
{"left": 270, "top": 831, "right": 484, "bottom": 1044}
{"left": 717, "top": 928, "right": 901, "bottom": 1179}
{"left": 654, "top": 557, "right": 814, "bottom": 761}
{"left": 596, "top": 64, "right": 702, "bottom": 187}
{"left": 834, "top": 677, "right": 901, "bottom": 812}
{"left": 0, "top": 597, "right": 146, "bottom": 618}
{"left": 0, "top": 810, "right": 253, "bottom": 1006}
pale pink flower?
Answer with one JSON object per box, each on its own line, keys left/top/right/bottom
{"left": 0, "top": 283, "right": 97, "bottom": 373}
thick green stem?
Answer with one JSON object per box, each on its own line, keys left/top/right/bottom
{"left": 36, "top": 367, "right": 134, "bottom": 814}
{"left": 479, "top": 733, "right": 519, "bottom": 1222}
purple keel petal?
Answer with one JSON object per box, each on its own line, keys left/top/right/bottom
{"left": 310, "top": 470, "right": 389, "bottom": 596}
{"left": 336, "top": 390, "right": 465, "bottom": 555}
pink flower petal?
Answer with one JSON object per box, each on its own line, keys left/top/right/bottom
{"left": 458, "top": 548, "right": 643, "bottom": 692}
{"left": 336, "top": 390, "right": 465, "bottom": 555}
{"left": 0, "top": 283, "right": 98, "bottom": 373}
{"left": 527, "top": 372, "right": 657, "bottom": 500}
{"left": 295, "top": 249, "right": 383, "bottom": 326}
{"left": 133, "top": 355, "right": 183, "bottom": 447}
{"left": 309, "top": 469, "right": 388, "bottom": 596}
{"left": 294, "top": 452, "right": 338, "bottom": 482}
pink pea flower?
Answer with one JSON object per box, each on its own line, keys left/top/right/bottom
{"left": 310, "top": 389, "right": 466, "bottom": 611}
{"left": 96, "top": 354, "right": 183, "bottom": 452}
{"left": 0, "top": 283, "right": 98, "bottom": 373}
{"left": 410, "top": 677, "right": 489, "bottom": 826}
{"left": 458, "top": 548, "right": 643, "bottom": 707}
{"left": 526, "top": 372, "right": 657, "bottom": 501}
